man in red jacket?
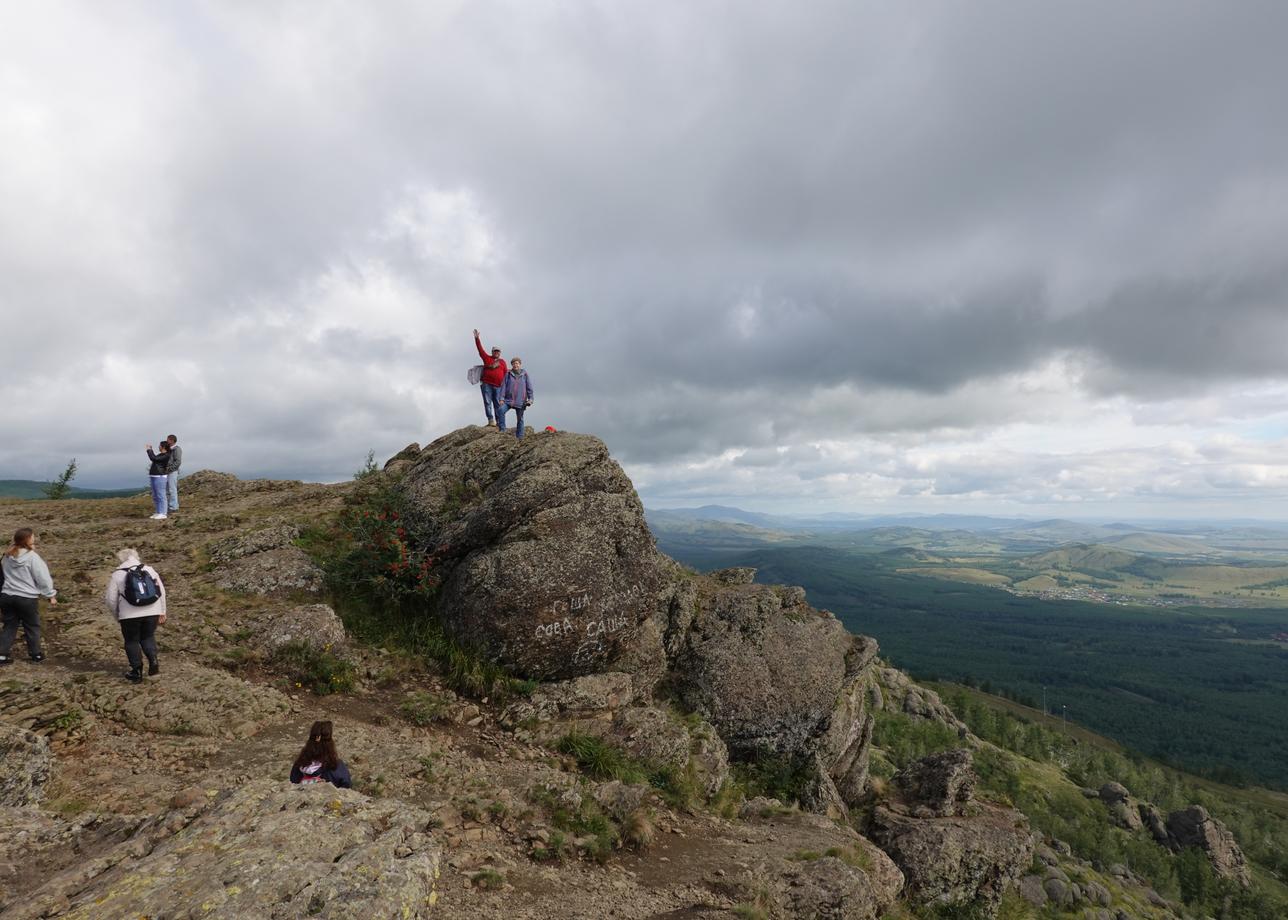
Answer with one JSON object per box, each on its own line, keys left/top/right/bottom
{"left": 474, "top": 329, "right": 507, "bottom": 427}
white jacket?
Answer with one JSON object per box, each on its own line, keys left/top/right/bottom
{"left": 104, "top": 561, "right": 167, "bottom": 621}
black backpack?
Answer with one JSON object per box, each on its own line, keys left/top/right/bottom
{"left": 122, "top": 565, "right": 161, "bottom": 606}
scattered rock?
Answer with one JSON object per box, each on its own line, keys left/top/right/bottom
{"left": 1098, "top": 781, "right": 1143, "bottom": 831}
{"left": 0, "top": 723, "right": 51, "bottom": 806}
{"left": 66, "top": 660, "right": 291, "bottom": 738}
{"left": 261, "top": 604, "right": 348, "bottom": 653}
{"left": 9, "top": 781, "right": 442, "bottom": 920}
{"left": 214, "top": 546, "right": 326, "bottom": 596}
{"left": 206, "top": 522, "right": 301, "bottom": 564}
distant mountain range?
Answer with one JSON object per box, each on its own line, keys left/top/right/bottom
{"left": 0, "top": 480, "right": 141, "bottom": 500}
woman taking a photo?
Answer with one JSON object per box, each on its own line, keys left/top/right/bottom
{"left": 0, "top": 528, "right": 57, "bottom": 665}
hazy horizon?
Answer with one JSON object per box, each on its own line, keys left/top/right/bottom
{"left": 4, "top": 3, "right": 1288, "bottom": 517}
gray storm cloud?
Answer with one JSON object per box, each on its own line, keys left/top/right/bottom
{"left": 1, "top": 1, "right": 1287, "bottom": 512}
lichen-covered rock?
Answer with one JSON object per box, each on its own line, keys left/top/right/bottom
{"left": 205, "top": 521, "right": 301, "bottom": 564}
{"left": 66, "top": 660, "right": 290, "bottom": 739}
{"left": 611, "top": 706, "right": 691, "bottom": 769}
{"left": 876, "top": 667, "right": 971, "bottom": 735}
{"left": 0, "top": 723, "right": 51, "bottom": 806}
{"left": 871, "top": 803, "right": 1034, "bottom": 915}
{"left": 214, "top": 546, "right": 325, "bottom": 596}
{"left": 894, "top": 748, "right": 975, "bottom": 818}
{"left": 1018, "top": 874, "right": 1048, "bottom": 907}
{"left": 1166, "top": 805, "right": 1251, "bottom": 886}
{"left": 871, "top": 753, "right": 1035, "bottom": 919}
{"left": 722, "top": 810, "right": 904, "bottom": 920}
{"left": 261, "top": 603, "right": 348, "bottom": 652}
{"left": 399, "top": 427, "right": 669, "bottom": 680}
{"left": 500, "top": 672, "right": 636, "bottom": 728}
{"left": 383, "top": 441, "right": 421, "bottom": 474}
{"left": 670, "top": 577, "right": 852, "bottom": 758}
{"left": 8, "top": 780, "right": 442, "bottom": 920}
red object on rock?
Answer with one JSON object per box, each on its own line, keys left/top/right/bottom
{"left": 545, "top": 426, "right": 557, "bottom": 432}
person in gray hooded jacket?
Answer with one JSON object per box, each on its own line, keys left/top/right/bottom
{"left": 0, "top": 528, "right": 58, "bottom": 665}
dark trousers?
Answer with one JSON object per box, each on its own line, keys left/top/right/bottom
{"left": 0, "top": 593, "right": 42, "bottom": 658}
{"left": 120, "top": 615, "right": 160, "bottom": 670}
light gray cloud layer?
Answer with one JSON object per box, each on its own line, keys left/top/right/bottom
{"left": 2, "top": 1, "right": 1287, "bottom": 514}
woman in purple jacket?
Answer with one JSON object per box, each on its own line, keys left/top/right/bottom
{"left": 498, "top": 357, "right": 534, "bottom": 439}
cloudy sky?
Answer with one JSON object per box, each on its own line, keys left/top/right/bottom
{"left": 3, "top": 1, "right": 1288, "bottom": 516}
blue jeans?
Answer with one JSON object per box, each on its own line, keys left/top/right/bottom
{"left": 167, "top": 471, "right": 180, "bottom": 511}
{"left": 499, "top": 405, "right": 526, "bottom": 438}
{"left": 149, "top": 476, "right": 167, "bottom": 515}
{"left": 480, "top": 383, "right": 503, "bottom": 423}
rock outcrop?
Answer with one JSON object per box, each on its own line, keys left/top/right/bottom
{"left": 869, "top": 750, "right": 1035, "bottom": 916}
{"left": 1099, "top": 781, "right": 1144, "bottom": 831}
{"left": 9, "top": 781, "right": 443, "bottom": 920}
{"left": 398, "top": 427, "right": 669, "bottom": 681}
{"left": 0, "top": 723, "right": 51, "bottom": 807}
{"left": 1166, "top": 805, "right": 1251, "bottom": 886}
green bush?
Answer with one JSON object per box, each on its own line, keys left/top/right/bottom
{"left": 299, "top": 482, "right": 530, "bottom": 700}
{"left": 398, "top": 691, "right": 450, "bottom": 726}
{"left": 271, "top": 640, "right": 357, "bottom": 695}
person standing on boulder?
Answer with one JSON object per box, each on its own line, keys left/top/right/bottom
{"left": 145, "top": 440, "right": 171, "bottom": 520}
{"left": 473, "top": 329, "right": 507, "bottom": 428}
{"left": 289, "top": 720, "right": 353, "bottom": 788}
{"left": 0, "top": 528, "right": 57, "bottom": 665}
{"left": 165, "top": 434, "right": 182, "bottom": 514}
{"left": 103, "top": 548, "right": 166, "bottom": 684}
{"left": 498, "top": 356, "right": 534, "bottom": 439}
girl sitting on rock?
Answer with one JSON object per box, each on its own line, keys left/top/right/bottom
{"left": 289, "top": 720, "right": 352, "bottom": 788}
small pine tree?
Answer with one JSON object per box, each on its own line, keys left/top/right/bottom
{"left": 43, "top": 458, "right": 77, "bottom": 500}
{"left": 353, "top": 449, "right": 379, "bottom": 481}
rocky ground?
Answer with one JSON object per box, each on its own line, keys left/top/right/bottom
{"left": 0, "top": 429, "right": 1220, "bottom": 919}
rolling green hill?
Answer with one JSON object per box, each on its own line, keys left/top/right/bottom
{"left": 0, "top": 480, "right": 142, "bottom": 500}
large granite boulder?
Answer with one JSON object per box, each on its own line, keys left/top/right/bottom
{"left": 9, "top": 780, "right": 443, "bottom": 920}
{"left": 398, "top": 427, "right": 669, "bottom": 680}
{"left": 1166, "top": 805, "right": 1251, "bottom": 886}
{"left": 670, "top": 578, "right": 851, "bottom": 757}
{"left": 0, "top": 723, "right": 51, "bottom": 806}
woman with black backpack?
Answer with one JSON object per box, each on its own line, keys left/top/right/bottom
{"left": 103, "top": 548, "right": 166, "bottom": 683}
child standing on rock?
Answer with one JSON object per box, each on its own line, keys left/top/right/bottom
{"left": 103, "top": 548, "right": 166, "bottom": 683}
{"left": 290, "top": 720, "right": 353, "bottom": 788}
{"left": 0, "top": 528, "right": 57, "bottom": 665}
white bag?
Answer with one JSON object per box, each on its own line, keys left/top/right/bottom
{"left": 467, "top": 365, "right": 484, "bottom": 385}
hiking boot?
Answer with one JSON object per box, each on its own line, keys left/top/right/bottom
{"left": 486, "top": 418, "right": 496, "bottom": 427}
{"left": 148, "top": 660, "right": 160, "bottom": 676}
{"left": 0, "top": 655, "right": 12, "bottom": 666}
{"left": 124, "top": 667, "right": 143, "bottom": 684}
{"left": 29, "top": 653, "right": 45, "bottom": 663}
